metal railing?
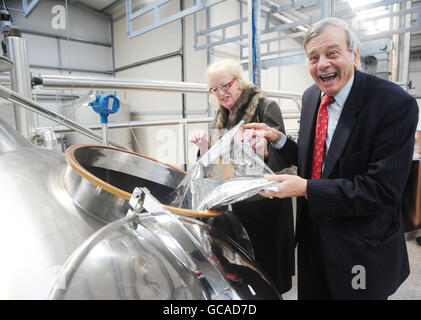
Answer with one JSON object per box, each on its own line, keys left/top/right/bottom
{"left": 0, "top": 74, "right": 303, "bottom": 167}
{"left": 0, "top": 84, "right": 128, "bottom": 150}
{"left": 39, "top": 74, "right": 303, "bottom": 101}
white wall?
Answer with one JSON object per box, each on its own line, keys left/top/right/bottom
{"left": 211, "top": 2, "right": 312, "bottom": 133}
{"left": 0, "top": 0, "right": 312, "bottom": 165}
{"left": 2, "top": 1, "right": 417, "bottom": 166}
{"left": 111, "top": 0, "right": 312, "bottom": 169}
{"left": 0, "top": 0, "right": 131, "bottom": 147}
{"left": 2, "top": 1, "right": 418, "bottom": 163}
{"left": 6, "top": 0, "right": 113, "bottom": 73}
{"left": 112, "top": 0, "right": 210, "bottom": 169}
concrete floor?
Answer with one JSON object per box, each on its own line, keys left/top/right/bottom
{"left": 390, "top": 232, "right": 421, "bottom": 300}
{"left": 281, "top": 231, "right": 421, "bottom": 300}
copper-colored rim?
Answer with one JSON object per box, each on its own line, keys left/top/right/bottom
{"left": 65, "top": 144, "right": 224, "bottom": 218}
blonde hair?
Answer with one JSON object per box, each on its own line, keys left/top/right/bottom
{"left": 206, "top": 59, "right": 252, "bottom": 107}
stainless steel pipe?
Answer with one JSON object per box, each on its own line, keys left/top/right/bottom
{"left": 0, "top": 84, "right": 128, "bottom": 150}
{"left": 41, "top": 75, "right": 208, "bottom": 93}
{"left": 40, "top": 74, "right": 302, "bottom": 100}
{"left": 6, "top": 36, "right": 36, "bottom": 139}
{"left": 41, "top": 114, "right": 300, "bottom": 134}
{"left": 263, "top": 89, "right": 302, "bottom": 100}
{"left": 46, "top": 117, "right": 215, "bottom": 133}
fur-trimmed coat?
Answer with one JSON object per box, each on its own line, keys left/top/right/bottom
{"left": 211, "top": 83, "right": 290, "bottom": 173}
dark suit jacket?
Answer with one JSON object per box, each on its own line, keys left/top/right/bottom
{"left": 277, "top": 70, "right": 418, "bottom": 299}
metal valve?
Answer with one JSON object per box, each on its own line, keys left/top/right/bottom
{"left": 89, "top": 93, "right": 120, "bottom": 145}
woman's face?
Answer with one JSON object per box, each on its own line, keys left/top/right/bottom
{"left": 208, "top": 71, "right": 241, "bottom": 110}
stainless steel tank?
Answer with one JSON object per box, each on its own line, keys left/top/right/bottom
{"left": 49, "top": 188, "right": 279, "bottom": 299}
{"left": 0, "top": 119, "right": 280, "bottom": 300}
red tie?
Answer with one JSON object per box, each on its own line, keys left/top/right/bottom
{"left": 311, "top": 95, "right": 335, "bottom": 179}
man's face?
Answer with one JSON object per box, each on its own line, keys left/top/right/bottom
{"left": 305, "top": 26, "right": 360, "bottom": 96}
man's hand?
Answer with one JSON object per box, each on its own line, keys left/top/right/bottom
{"left": 259, "top": 174, "right": 307, "bottom": 199}
{"left": 243, "top": 122, "right": 285, "bottom": 144}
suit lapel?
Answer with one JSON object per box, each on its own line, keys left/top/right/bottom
{"left": 322, "top": 70, "right": 366, "bottom": 178}
{"left": 300, "top": 85, "right": 321, "bottom": 178}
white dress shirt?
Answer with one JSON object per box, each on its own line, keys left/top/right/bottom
{"left": 274, "top": 74, "right": 355, "bottom": 161}
{"left": 324, "top": 75, "right": 354, "bottom": 152}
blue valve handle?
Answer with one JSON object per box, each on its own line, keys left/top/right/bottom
{"left": 89, "top": 94, "right": 120, "bottom": 124}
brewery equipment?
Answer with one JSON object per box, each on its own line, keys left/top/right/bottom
{"left": 0, "top": 118, "right": 281, "bottom": 299}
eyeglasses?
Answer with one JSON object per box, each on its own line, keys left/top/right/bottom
{"left": 209, "top": 78, "right": 236, "bottom": 94}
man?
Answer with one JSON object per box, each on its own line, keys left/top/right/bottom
{"left": 244, "top": 17, "right": 418, "bottom": 299}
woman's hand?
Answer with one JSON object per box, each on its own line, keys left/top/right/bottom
{"left": 241, "top": 122, "right": 285, "bottom": 157}
{"left": 241, "top": 128, "right": 268, "bottom": 158}
{"left": 189, "top": 130, "right": 210, "bottom": 155}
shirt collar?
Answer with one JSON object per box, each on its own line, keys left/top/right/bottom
{"left": 322, "top": 74, "right": 355, "bottom": 108}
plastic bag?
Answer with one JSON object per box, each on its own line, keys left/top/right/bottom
{"left": 167, "top": 121, "right": 278, "bottom": 210}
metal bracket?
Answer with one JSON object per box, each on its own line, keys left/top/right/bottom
{"left": 22, "top": 0, "right": 40, "bottom": 18}
{"left": 125, "top": 0, "right": 224, "bottom": 39}
{"left": 127, "top": 187, "right": 147, "bottom": 216}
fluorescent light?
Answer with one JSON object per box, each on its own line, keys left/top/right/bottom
{"left": 364, "top": 17, "right": 390, "bottom": 35}
{"left": 349, "top": 2, "right": 391, "bottom": 35}
{"left": 354, "top": 7, "right": 389, "bottom": 20}
{"left": 347, "top": 0, "right": 382, "bottom": 8}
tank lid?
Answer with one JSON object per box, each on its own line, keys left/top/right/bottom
{"left": 65, "top": 144, "right": 224, "bottom": 218}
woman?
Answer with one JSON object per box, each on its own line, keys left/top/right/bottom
{"left": 190, "top": 59, "right": 295, "bottom": 295}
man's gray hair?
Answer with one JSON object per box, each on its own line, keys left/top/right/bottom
{"left": 303, "top": 17, "right": 361, "bottom": 53}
